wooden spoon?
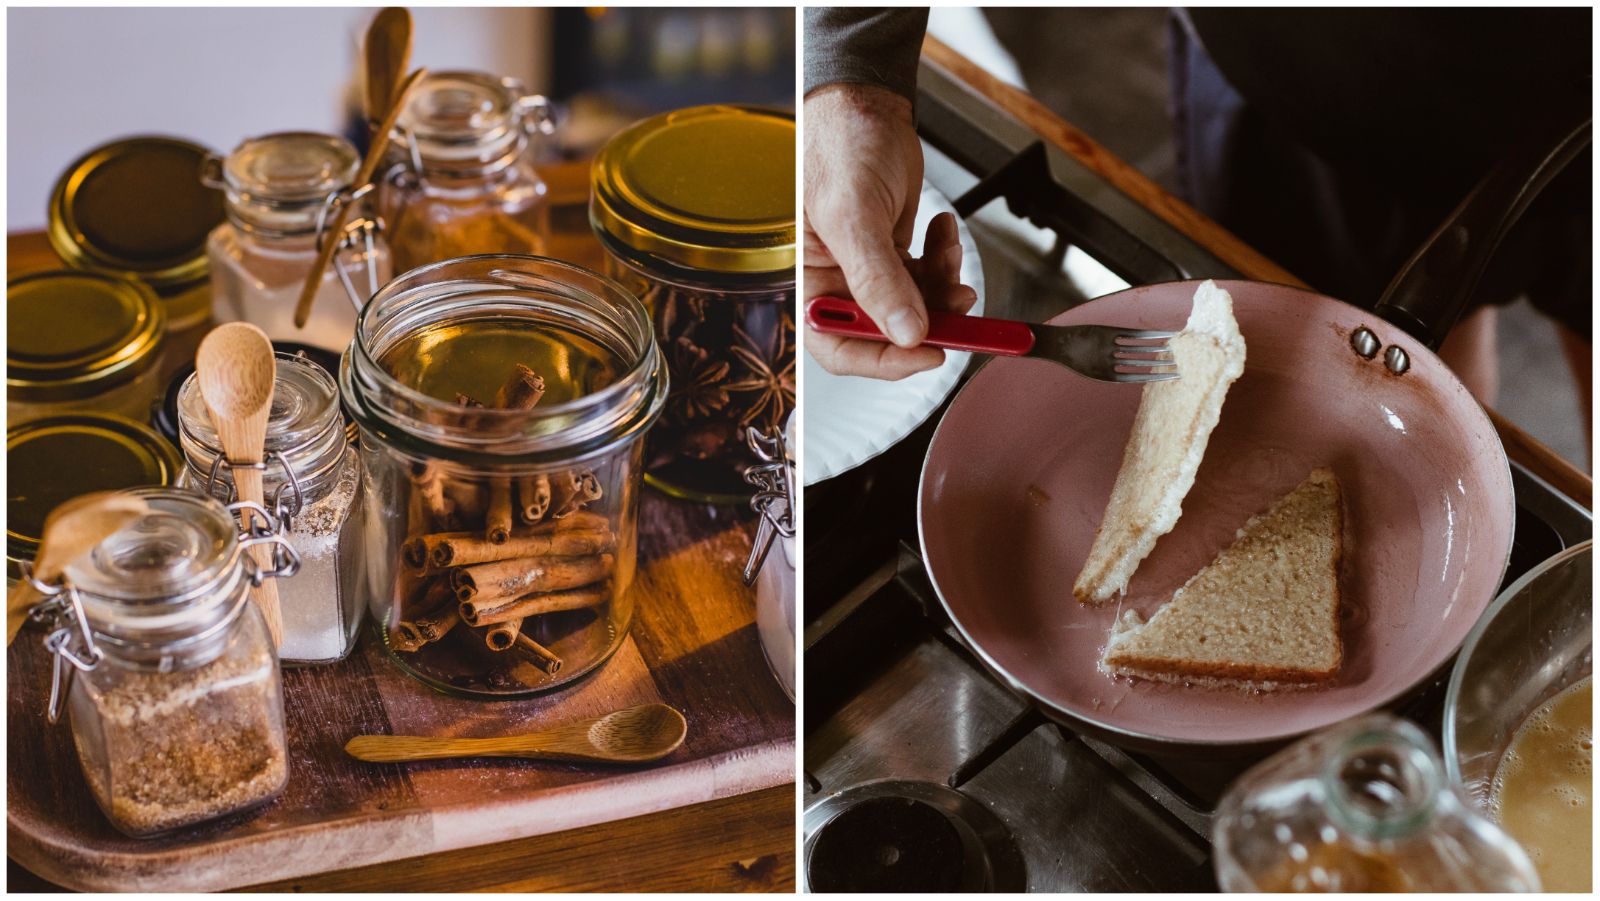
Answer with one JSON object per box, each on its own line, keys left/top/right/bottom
{"left": 364, "top": 8, "right": 413, "bottom": 131}
{"left": 344, "top": 704, "right": 688, "bottom": 765}
{"left": 293, "top": 66, "right": 429, "bottom": 329}
{"left": 195, "top": 323, "right": 283, "bottom": 648}
{"left": 6, "top": 492, "right": 150, "bottom": 645}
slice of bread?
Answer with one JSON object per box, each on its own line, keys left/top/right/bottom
{"left": 1101, "top": 468, "right": 1345, "bottom": 690}
{"left": 1074, "top": 280, "right": 1246, "bottom": 604}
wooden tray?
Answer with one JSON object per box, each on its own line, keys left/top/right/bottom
{"left": 7, "top": 468, "right": 794, "bottom": 892}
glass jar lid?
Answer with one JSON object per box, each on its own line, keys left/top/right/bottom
{"left": 7, "top": 270, "right": 167, "bottom": 402}
{"left": 396, "top": 71, "right": 536, "bottom": 170}
{"left": 211, "top": 131, "right": 359, "bottom": 235}
{"left": 6, "top": 414, "right": 182, "bottom": 571}
{"left": 65, "top": 488, "right": 239, "bottom": 607}
{"left": 177, "top": 352, "right": 345, "bottom": 494}
{"left": 591, "top": 105, "right": 795, "bottom": 274}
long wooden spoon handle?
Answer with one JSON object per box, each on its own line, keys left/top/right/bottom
{"left": 234, "top": 467, "right": 284, "bottom": 648}
{"left": 345, "top": 734, "right": 579, "bottom": 763}
{"left": 292, "top": 66, "right": 428, "bottom": 329}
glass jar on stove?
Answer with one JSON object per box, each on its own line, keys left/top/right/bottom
{"left": 204, "top": 132, "right": 392, "bottom": 353}
{"left": 591, "top": 105, "right": 795, "bottom": 503}
{"left": 23, "top": 487, "right": 296, "bottom": 838}
{"left": 177, "top": 352, "right": 365, "bottom": 665}
{"left": 1213, "top": 714, "right": 1540, "bottom": 892}
{"left": 341, "top": 255, "right": 666, "bottom": 697}
{"left": 380, "top": 71, "right": 557, "bottom": 274}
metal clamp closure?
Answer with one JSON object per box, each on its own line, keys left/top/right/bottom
{"left": 313, "top": 182, "right": 385, "bottom": 311}
{"left": 741, "top": 425, "right": 795, "bottom": 585}
{"left": 21, "top": 563, "right": 105, "bottom": 724}
{"left": 227, "top": 499, "right": 303, "bottom": 584}
{"left": 206, "top": 452, "right": 307, "bottom": 530}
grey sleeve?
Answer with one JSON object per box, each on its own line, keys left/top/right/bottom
{"left": 803, "top": 7, "right": 930, "bottom": 102}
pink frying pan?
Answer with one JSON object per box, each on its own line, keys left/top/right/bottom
{"left": 914, "top": 112, "right": 1589, "bottom": 751}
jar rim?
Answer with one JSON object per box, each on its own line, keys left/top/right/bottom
{"left": 346, "top": 254, "right": 667, "bottom": 463}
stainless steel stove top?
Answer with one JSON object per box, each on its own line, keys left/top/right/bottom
{"left": 801, "top": 59, "right": 1593, "bottom": 893}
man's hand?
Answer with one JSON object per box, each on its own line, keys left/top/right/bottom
{"left": 804, "top": 83, "right": 977, "bottom": 380}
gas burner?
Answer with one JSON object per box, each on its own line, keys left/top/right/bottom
{"left": 803, "top": 780, "right": 1026, "bottom": 893}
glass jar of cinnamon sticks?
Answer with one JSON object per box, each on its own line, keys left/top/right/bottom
{"left": 341, "top": 255, "right": 666, "bottom": 697}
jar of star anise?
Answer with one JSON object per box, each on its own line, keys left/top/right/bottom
{"left": 590, "top": 105, "right": 795, "bottom": 504}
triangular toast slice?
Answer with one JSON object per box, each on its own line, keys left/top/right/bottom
{"left": 1074, "top": 280, "right": 1246, "bottom": 604}
{"left": 1101, "top": 468, "right": 1344, "bottom": 690}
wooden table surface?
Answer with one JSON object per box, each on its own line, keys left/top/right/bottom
{"left": 922, "top": 36, "right": 1592, "bottom": 511}
{"left": 6, "top": 158, "right": 795, "bottom": 893}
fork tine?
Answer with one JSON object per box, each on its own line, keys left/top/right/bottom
{"left": 1114, "top": 345, "right": 1172, "bottom": 357}
{"left": 1109, "top": 371, "right": 1181, "bottom": 383}
{"left": 1113, "top": 358, "right": 1179, "bottom": 369}
{"left": 1113, "top": 329, "right": 1179, "bottom": 342}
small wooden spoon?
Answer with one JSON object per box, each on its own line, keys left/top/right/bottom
{"left": 344, "top": 704, "right": 688, "bottom": 765}
{"left": 293, "top": 66, "right": 428, "bottom": 329}
{"left": 6, "top": 492, "right": 150, "bottom": 645}
{"left": 364, "top": 8, "right": 413, "bottom": 130}
{"left": 196, "top": 323, "right": 283, "bottom": 648}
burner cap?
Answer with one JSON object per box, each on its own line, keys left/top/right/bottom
{"left": 804, "top": 780, "right": 1026, "bottom": 892}
{"left": 808, "top": 797, "right": 967, "bottom": 893}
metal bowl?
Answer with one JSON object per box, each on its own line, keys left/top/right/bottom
{"left": 1443, "top": 540, "right": 1591, "bottom": 807}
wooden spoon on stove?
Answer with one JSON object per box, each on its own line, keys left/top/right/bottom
{"left": 292, "top": 66, "right": 428, "bottom": 329}
{"left": 196, "top": 322, "right": 284, "bottom": 648}
{"left": 6, "top": 492, "right": 150, "bottom": 645}
{"left": 344, "top": 704, "right": 689, "bottom": 765}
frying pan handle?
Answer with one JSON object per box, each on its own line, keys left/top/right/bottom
{"left": 1374, "top": 109, "right": 1591, "bottom": 350}
{"left": 805, "top": 296, "right": 1038, "bottom": 356}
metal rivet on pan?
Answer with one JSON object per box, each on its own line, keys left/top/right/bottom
{"left": 1384, "top": 346, "right": 1410, "bottom": 375}
{"left": 1350, "top": 327, "right": 1381, "bottom": 359}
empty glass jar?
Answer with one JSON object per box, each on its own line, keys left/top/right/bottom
{"left": 177, "top": 352, "right": 364, "bottom": 665}
{"left": 591, "top": 105, "right": 795, "bottom": 502}
{"left": 1213, "top": 714, "right": 1540, "bottom": 892}
{"left": 27, "top": 487, "right": 295, "bottom": 837}
{"left": 380, "top": 72, "right": 557, "bottom": 273}
{"left": 341, "top": 255, "right": 665, "bottom": 697}
{"left": 205, "top": 132, "right": 391, "bottom": 353}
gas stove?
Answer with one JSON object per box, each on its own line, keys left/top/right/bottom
{"left": 800, "top": 57, "right": 1594, "bottom": 893}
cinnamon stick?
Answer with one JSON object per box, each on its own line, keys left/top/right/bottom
{"left": 408, "top": 461, "right": 455, "bottom": 523}
{"left": 486, "top": 478, "right": 513, "bottom": 544}
{"left": 495, "top": 364, "right": 546, "bottom": 411}
{"left": 549, "top": 469, "right": 603, "bottom": 519}
{"left": 516, "top": 473, "right": 551, "bottom": 523}
{"left": 420, "top": 513, "right": 613, "bottom": 569}
{"left": 452, "top": 553, "right": 615, "bottom": 603}
{"left": 484, "top": 616, "right": 524, "bottom": 651}
{"left": 442, "top": 479, "right": 486, "bottom": 525}
{"left": 513, "top": 632, "right": 563, "bottom": 674}
{"left": 460, "top": 583, "right": 611, "bottom": 627}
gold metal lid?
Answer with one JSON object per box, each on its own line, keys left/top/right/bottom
{"left": 591, "top": 105, "right": 795, "bottom": 274}
{"left": 6, "top": 414, "right": 182, "bottom": 570}
{"left": 48, "top": 136, "right": 224, "bottom": 291}
{"left": 7, "top": 270, "right": 167, "bottom": 402}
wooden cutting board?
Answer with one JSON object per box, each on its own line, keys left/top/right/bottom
{"left": 7, "top": 492, "right": 795, "bottom": 892}
{"left": 6, "top": 159, "right": 795, "bottom": 891}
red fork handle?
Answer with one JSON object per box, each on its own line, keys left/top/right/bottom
{"left": 804, "top": 296, "right": 1036, "bottom": 356}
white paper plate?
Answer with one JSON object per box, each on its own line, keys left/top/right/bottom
{"left": 802, "top": 183, "right": 985, "bottom": 485}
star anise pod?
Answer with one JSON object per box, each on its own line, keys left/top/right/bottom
{"left": 666, "top": 335, "right": 730, "bottom": 421}
{"left": 725, "top": 317, "right": 795, "bottom": 432}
